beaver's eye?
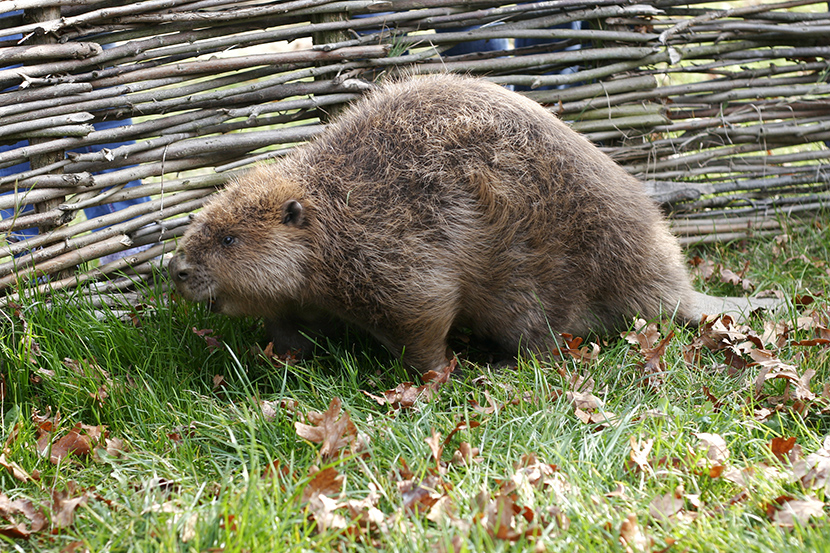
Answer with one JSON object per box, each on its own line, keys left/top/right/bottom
{"left": 221, "top": 235, "right": 236, "bottom": 246}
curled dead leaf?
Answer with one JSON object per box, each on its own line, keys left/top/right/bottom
{"left": 0, "top": 453, "right": 34, "bottom": 483}
{"left": 619, "top": 513, "right": 651, "bottom": 553}
{"left": 648, "top": 486, "right": 686, "bottom": 521}
{"left": 621, "top": 319, "right": 660, "bottom": 349}
{"left": 38, "top": 422, "right": 107, "bottom": 465}
{"left": 93, "top": 437, "right": 127, "bottom": 462}
{"left": 451, "top": 442, "right": 482, "bottom": 466}
{"left": 770, "top": 436, "right": 797, "bottom": 461}
{"left": 399, "top": 472, "right": 446, "bottom": 515}
{"left": 294, "top": 398, "right": 357, "bottom": 458}
{"left": 767, "top": 495, "right": 826, "bottom": 527}
{"left": 51, "top": 482, "right": 89, "bottom": 529}
{"left": 694, "top": 432, "right": 730, "bottom": 465}
{"left": 792, "top": 436, "right": 830, "bottom": 493}
{"left": 503, "top": 454, "right": 572, "bottom": 502}
{"left": 483, "top": 493, "right": 521, "bottom": 541}
{"left": 629, "top": 436, "right": 654, "bottom": 473}
{"left": 307, "top": 493, "right": 347, "bottom": 532}
{"left": 422, "top": 357, "right": 457, "bottom": 384}
{"left": 0, "top": 492, "right": 47, "bottom": 539}
{"left": 469, "top": 391, "right": 498, "bottom": 414}
{"left": 259, "top": 398, "right": 299, "bottom": 421}
{"left": 560, "top": 334, "right": 600, "bottom": 363}
{"left": 426, "top": 429, "right": 444, "bottom": 466}
{"left": 638, "top": 330, "right": 674, "bottom": 388}
{"left": 361, "top": 382, "right": 431, "bottom": 410}
{"left": 192, "top": 327, "right": 222, "bottom": 352}
{"left": 567, "top": 390, "right": 603, "bottom": 411}
{"left": 301, "top": 466, "right": 344, "bottom": 503}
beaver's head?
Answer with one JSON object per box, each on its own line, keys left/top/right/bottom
{"left": 169, "top": 165, "right": 314, "bottom": 318}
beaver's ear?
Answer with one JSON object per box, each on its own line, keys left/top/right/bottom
{"left": 281, "top": 200, "right": 304, "bottom": 227}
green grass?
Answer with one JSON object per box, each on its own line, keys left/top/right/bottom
{"left": 1, "top": 219, "right": 829, "bottom": 552}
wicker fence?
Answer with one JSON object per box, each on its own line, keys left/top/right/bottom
{"left": 1, "top": 0, "right": 829, "bottom": 300}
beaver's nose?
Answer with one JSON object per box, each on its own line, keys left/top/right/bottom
{"left": 168, "top": 255, "right": 190, "bottom": 283}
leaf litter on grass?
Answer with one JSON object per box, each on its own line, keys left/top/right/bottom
{"left": 281, "top": 302, "right": 828, "bottom": 548}
{"left": 3, "top": 242, "right": 830, "bottom": 550}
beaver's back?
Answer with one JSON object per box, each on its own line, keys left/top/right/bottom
{"left": 283, "top": 74, "right": 695, "bottom": 335}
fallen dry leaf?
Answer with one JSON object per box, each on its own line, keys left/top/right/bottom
{"left": 761, "top": 321, "right": 790, "bottom": 349}
{"left": 469, "top": 391, "right": 499, "bottom": 414}
{"left": 482, "top": 493, "right": 521, "bottom": 541}
{"left": 624, "top": 319, "right": 675, "bottom": 387}
{"left": 362, "top": 382, "right": 431, "bottom": 410}
{"left": 94, "top": 437, "right": 127, "bottom": 462}
{"left": 694, "top": 432, "right": 730, "bottom": 465}
{"left": 259, "top": 398, "right": 299, "bottom": 421}
{"left": 796, "top": 369, "right": 817, "bottom": 403}
{"left": 426, "top": 494, "right": 459, "bottom": 526}
{"left": 560, "top": 334, "right": 600, "bottom": 363}
{"left": 192, "top": 327, "right": 222, "bottom": 352}
{"left": 0, "top": 492, "right": 47, "bottom": 539}
{"left": 422, "top": 357, "right": 458, "bottom": 384}
{"left": 638, "top": 330, "right": 674, "bottom": 386}
{"left": 425, "top": 429, "right": 444, "bottom": 467}
{"left": 295, "top": 398, "right": 357, "bottom": 458}
{"left": 259, "top": 341, "right": 301, "bottom": 367}
{"left": 59, "top": 541, "right": 89, "bottom": 553}
{"left": 363, "top": 360, "right": 457, "bottom": 411}
{"left": 606, "top": 483, "right": 630, "bottom": 500}
{"left": 769, "top": 436, "right": 797, "bottom": 462}
{"left": 751, "top": 348, "right": 803, "bottom": 400}
{"left": 629, "top": 436, "right": 654, "bottom": 473}
{"left": 792, "top": 436, "right": 830, "bottom": 493}
{"left": 451, "top": 442, "right": 482, "bottom": 466}
{"left": 688, "top": 256, "right": 716, "bottom": 280}
{"left": 720, "top": 262, "right": 754, "bottom": 292}
{"left": 393, "top": 457, "right": 448, "bottom": 516}
{"left": 340, "top": 483, "right": 385, "bottom": 530}
{"left": 648, "top": 486, "right": 686, "bottom": 521}
{"left": 307, "top": 493, "right": 347, "bottom": 532}
{"left": 502, "top": 453, "right": 572, "bottom": 503}
{"left": 574, "top": 408, "right": 619, "bottom": 427}
{"left": 399, "top": 473, "right": 446, "bottom": 515}
{"left": 0, "top": 453, "right": 34, "bottom": 483}
{"left": 567, "top": 390, "right": 603, "bottom": 411}
{"left": 619, "top": 513, "right": 651, "bottom": 553}
{"left": 443, "top": 420, "right": 481, "bottom": 447}
{"left": 37, "top": 421, "right": 107, "bottom": 465}
{"left": 722, "top": 463, "right": 787, "bottom": 488}
{"left": 51, "top": 482, "right": 89, "bottom": 529}
{"left": 768, "top": 495, "right": 826, "bottom": 527}
{"left": 301, "top": 466, "right": 344, "bottom": 503}
{"left": 622, "top": 319, "right": 661, "bottom": 350}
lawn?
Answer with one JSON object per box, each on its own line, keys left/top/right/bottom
{"left": 1, "top": 218, "right": 829, "bottom": 552}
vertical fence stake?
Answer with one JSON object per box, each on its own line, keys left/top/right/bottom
{"left": 311, "top": 11, "right": 352, "bottom": 121}
{"left": 24, "top": 6, "right": 66, "bottom": 236}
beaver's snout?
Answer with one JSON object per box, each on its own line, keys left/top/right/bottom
{"left": 168, "top": 254, "right": 190, "bottom": 285}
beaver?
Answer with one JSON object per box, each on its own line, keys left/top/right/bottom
{"left": 169, "top": 74, "right": 779, "bottom": 374}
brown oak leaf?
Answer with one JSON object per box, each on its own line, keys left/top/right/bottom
{"left": 0, "top": 492, "right": 47, "bottom": 539}
{"left": 295, "top": 398, "right": 357, "bottom": 458}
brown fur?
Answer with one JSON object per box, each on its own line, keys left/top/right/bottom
{"left": 169, "top": 74, "right": 698, "bottom": 373}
